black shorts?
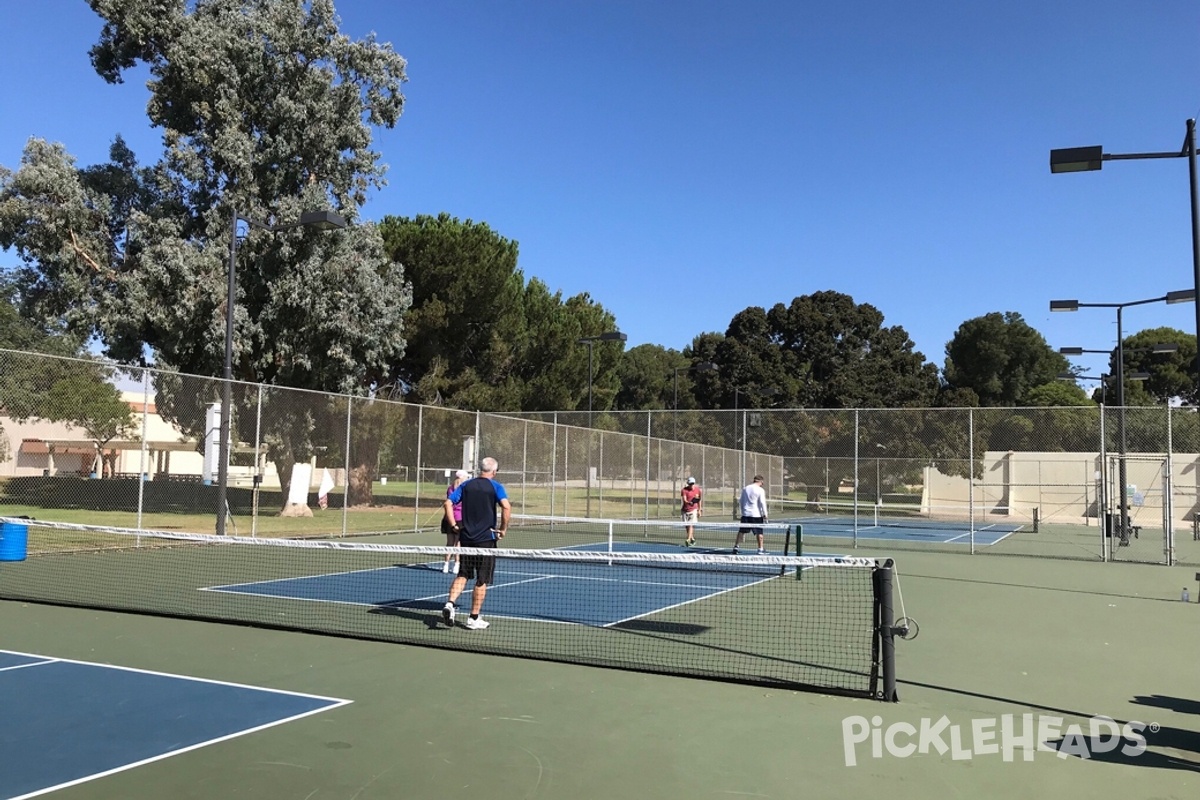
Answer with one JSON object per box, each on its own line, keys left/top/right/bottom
{"left": 739, "top": 515, "right": 765, "bottom": 535}
{"left": 441, "top": 518, "right": 459, "bottom": 539}
{"left": 458, "top": 539, "right": 497, "bottom": 585}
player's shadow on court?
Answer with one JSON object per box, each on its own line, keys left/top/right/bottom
{"left": 368, "top": 602, "right": 445, "bottom": 630}
{"left": 1132, "top": 695, "right": 1200, "bottom": 716}
{"left": 1044, "top": 725, "right": 1200, "bottom": 772}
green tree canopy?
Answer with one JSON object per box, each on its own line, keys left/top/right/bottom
{"left": 693, "top": 291, "right": 938, "bottom": 409}
{"left": 0, "top": 0, "right": 414, "bottom": 504}
{"left": 615, "top": 344, "right": 690, "bottom": 411}
{"left": 943, "top": 312, "right": 1069, "bottom": 406}
{"left": 1118, "top": 327, "right": 1197, "bottom": 406}
{"left": 380, "top": 213, "right": 622, "bottom": 412}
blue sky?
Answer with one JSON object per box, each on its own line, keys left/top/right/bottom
{"left": 3, "top": 1, "right": 1200, "bottom": 385}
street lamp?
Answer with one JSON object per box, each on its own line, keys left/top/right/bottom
{"left": 577, "top": 331, "right": 627, "bottom": 426}
{"left": 1058, "top": 371, "right": 1120, "bottom": 553}
{"left": 1059, "top": 343, "right": 1179, "bottom": 358}
{"left": 576, "top": 330, "right": 626, "bottom": 518}
{"left": 217, "top": 207, "right": 347, "bottom": 536}
{"left": 1050, "top": 121, "right": 1200, "bottom": 383}
{"left": 1049, "top": 290, "right": 1194, "bottom": 545}
{"left": 1058, "top": 343, "right": 1178, "bottom": 399}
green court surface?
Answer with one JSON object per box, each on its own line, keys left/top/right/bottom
{"left": 2, "top": 546, "right": 1198, "bottom": 799}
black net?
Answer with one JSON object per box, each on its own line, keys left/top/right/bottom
{"left": 507, "top": 514, "right": 796, "bottom": 557}
{"left": 0, "top": 516, "right": 894, "bottom": 698}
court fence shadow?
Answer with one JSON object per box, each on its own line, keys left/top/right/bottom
{"left": 900, "top": 677, "right": 1200, "bottom": 772}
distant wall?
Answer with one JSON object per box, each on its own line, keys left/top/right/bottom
{"left": 923, "top": 450, "right": 1200, "bottom": 531}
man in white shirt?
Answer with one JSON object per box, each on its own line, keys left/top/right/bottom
{"left": 735, "top": 474, "right": 768, "bottom": 554}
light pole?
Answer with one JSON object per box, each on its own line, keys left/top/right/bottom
{"left": 1057, "top": 372, "right": 1123, "bottom": 405}
{"left": 1050, "top": 122, "right": 1200, "bottom": 383}
{"left": 577, "top": 331, "right": 627, "bottom": 427}
{"left": 1058, "top": 343, "right": 1178, "bottom": 402}
{"left": 1050, "top": 290, "right": 1194, "bottom": 545}
{"left": 218, "top": 208, "right": 346, "bottom": 536}
{"left": 1056, "top": 374, "right": 1118, "bottom": 554}
{"left": 577, "top": 330, "right": 626, "bottom": 518}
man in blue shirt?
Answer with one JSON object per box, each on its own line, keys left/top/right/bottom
{"left": 441, "top": 456, "right": 511, "bottom": 630}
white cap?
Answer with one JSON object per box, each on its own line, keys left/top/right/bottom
{"left": 455, "top": 470, "right": 470, "bottom": 480}
{"left": 686, "top": 477, "right": 696, "bottom": 485}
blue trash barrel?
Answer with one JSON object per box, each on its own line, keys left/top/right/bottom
{"left": 0, "top": 521, "right": 29, "bottom": 561}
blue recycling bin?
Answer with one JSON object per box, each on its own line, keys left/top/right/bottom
{"left": 0, "top": 521, "right": 28, "bottom": 561}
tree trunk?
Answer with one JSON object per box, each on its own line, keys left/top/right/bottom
{"left": 348, "top": 462, "right": 374, "bottom": 505}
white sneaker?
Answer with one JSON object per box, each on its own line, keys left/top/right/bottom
{"left": 464, "top": 617, "right": 490, "bottom": 630}
{"left": 450, "top": 561, "right": 459, "bottom": 575}
{"left": 441, "top": 561, "right": 450, "bottom": 573}
{"left": 442, "top": 602, "right": 455, "bottom": 626}
{"left": 757, "top": 549, "right": 767, "bottom": 555}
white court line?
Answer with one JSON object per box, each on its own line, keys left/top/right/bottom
{"left": 204, "top": 574, "right": 558, "bottom": 610}
{"left": 203, "top": 565, "right": 774, "bottom": 628}
{"left": 0, "top": 658, "right": 58, "bottom": 673}
{"left": 501, "top": 567, "right": 736, "bottom": 592}
{"left": 986, "top": 528, "right": 1020, "bottom": 545}
{"left": 206, "top": 562, "right": 418, "bottom": 592}
{"left": 202, "top": 544, "right": 618, "bottom": 593}
{"left": 0, "top": 648, "right": 352, "bottom": 800}
{"left": 0, "top": 649, "right": 350, "bottom": 703}
{"left": 602, "top": 571, "right": 789, "bottom": 628}
{"left": 942, "top": 525, "right": 1021, "bottom": 545}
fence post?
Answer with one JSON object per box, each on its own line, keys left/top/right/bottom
{"left": 1100, "top": 404, "right": 1108, "bottom": 562}
{"left": 136, "top": 367, "right": 150, "bottom": 534}
{"left": 342, "top": 395, "right": 352, "bottom": 537}
{"left": 645, "top": 413, "right": 652, "bottom": 520}
{"left": 969, "top": 408, "right": 975, "bottom": 555}
{"left": 551, "top": 412, "right": 558, "bottom": 518}
{"left": 852, "top": 410, "right": 859, "bottom": 548}
{"left": 413, "top": 406, "right": 423, "bottom": 533}
{"left": 1166, "top": 404, "right": 1175, "bottom": 565}
{"left": 252, "top": 385, "right": 263, "bottom": 537}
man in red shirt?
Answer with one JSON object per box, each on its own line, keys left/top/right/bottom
{"left": 680, "top": 477, "right": 703, "bottom": 547}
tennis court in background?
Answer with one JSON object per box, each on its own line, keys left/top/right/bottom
{"left": 770, "top": 500, "right": 1026, "bottom": 546}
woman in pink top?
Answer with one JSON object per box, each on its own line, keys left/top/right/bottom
{"left": 442, "top": 470, "right": 469, "bottom": 573}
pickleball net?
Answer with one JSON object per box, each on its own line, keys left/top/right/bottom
{"left": 0, "top": 516, "right": 901, "bottom": 700}
{"left": 505, "top": 513, "right": 797, "bottom": 555}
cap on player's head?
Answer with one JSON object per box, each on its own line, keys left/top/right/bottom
{"left": 753, "top": 474, "right": 764, "bottom": 483}
{"left": 455, "top": 469, "right": 470, "bottom": 481}
{"left": 686, "top": 477, "right": 696, "bottom": 485}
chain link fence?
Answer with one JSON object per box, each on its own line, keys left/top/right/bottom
{"left": 4, "top": 347, "right": 1200, "bottom": 565}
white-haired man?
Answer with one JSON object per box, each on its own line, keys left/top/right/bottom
{"left": 442, "top": 457, "right": 511, "bottom": 629}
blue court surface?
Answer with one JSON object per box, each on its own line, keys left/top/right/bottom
{"left": 206, "top": 541, "right": 837, "bottom": 628}
{"left": 0, "top": 650, "right": 350, "bottom": 800}
{"left": 785, "top": 517, "right": 1023, "bottom": 546}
